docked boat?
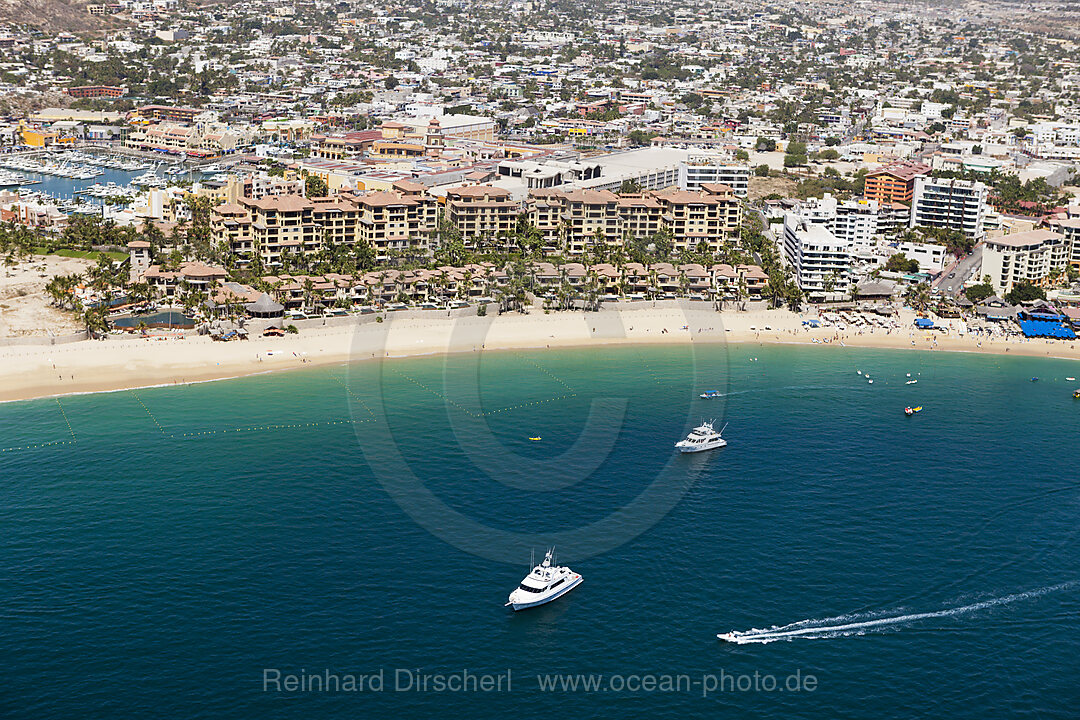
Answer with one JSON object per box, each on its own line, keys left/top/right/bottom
{"left": 131, "top": 171, "right": 165, "bottom": 187}
{"left": 675, "top": 421, "right": 728, "bottom": 453}
{"left": 505, "top": 548, "right": 582, "bottom": 611}
{"left": 904, "top": 406, "right": 923, "bottom": 416}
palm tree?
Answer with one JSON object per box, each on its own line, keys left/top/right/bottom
{"left": 734, "top": 276, "right": 748, "bottom": 311}
{"left": 905, "top": 282, "right": 933, "bottom": 311}
{"left": 301, "top": 277, "right": 316, "bottom": 313}
{"left": 45, "top": 276, "right": 68, "bottom": 308}
{"left": 81, "top": 306, "right": 109, "bottom": 338}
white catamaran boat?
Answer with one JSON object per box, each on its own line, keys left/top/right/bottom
{"left": 505, "top": 548, "right": 582, "bottom": 611}
{"left": 675, "top": 421, "right": 728, "bottom": 453}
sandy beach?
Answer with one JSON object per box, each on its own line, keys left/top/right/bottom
{"left": 0, "top": 255, "right": 93, "bottom": 338}
{"left": 3, "top": 305, "right": 1080, "bottom": 404}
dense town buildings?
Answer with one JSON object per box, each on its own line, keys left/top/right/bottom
{"left": 3, "top": 0, "right": 1080, "bottom": 308}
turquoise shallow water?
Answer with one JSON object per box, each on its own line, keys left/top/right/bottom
{"left": 2, "top": 343, "right": 1080, "bottom": 717}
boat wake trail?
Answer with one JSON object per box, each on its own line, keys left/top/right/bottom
{"left": 720, "top": 582, "right": 1077, "bottom": 644}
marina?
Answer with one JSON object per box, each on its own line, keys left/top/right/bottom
{"left": 0, "top": 149, "right": 205, "bottom": 212}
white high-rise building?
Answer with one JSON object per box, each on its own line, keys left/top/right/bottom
{"left": 797, "top": 193, "right": 880, "bottom": 255}
{"left": 982, "top": 229, "right": 1070, "bottom": 294}
{"left": 910, "top": 177, "right": 988, "bottom": 239}
{"left": 782, "top": 211, "right": 854, "bottom": 302}
{"left": 677, "top": 162, "right": 750, "bottom": 196}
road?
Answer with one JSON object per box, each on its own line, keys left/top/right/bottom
{"left": 934, "top": 244, "right": 983, "bottom": 298}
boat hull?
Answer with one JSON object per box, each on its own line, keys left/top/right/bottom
{"left": 676, "top": 439, "right": 728, "bottom": 453}
{"left": 511, "top": 576, "right": 583, "bottom": 611}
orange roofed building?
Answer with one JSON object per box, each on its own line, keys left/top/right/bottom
{"left": 863, "top": 161, "right": 931, "bottom": 206}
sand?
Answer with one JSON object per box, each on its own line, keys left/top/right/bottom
{"left": 0, "top": 255, "right": 92, "bottom": 338}
{"left": 2, "top": 305, "right": 1079, "bottom": 404}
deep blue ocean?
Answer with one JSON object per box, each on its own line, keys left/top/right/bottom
{"left": 3, "top": 343, "right": 1080, "bottom": 717}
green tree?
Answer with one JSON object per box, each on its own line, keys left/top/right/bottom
{"left": 1005, "top": 281, "right": 1046, "bottom": 304}
{"left": 627, "top": 129, "right": 658, "bottom": 146}
{"left": 81, "top": 306, "right": 109, "bottom": 338}
{"left": 885, "top": 253, "right": 919, "bottom": 274}
{"left": 784, "top": 141, "right": 808, "bottom": 168}
{"left": 964, "top": 282, "right": 994, "bottom": 302}
{"left": 304, "top": 173, "right": 328, "bottom": 198}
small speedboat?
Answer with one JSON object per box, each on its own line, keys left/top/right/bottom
{"left": 904, "top": 406, "right": 923, "bottom": 416}
{"left": 1031, "top": 377, "right": 1039, "bottom": 382}
{"left": 699, "top": 390, "right": 723, "bottom": 399}
{"left": 529, "top": 436, "right": 541, "bottom": 441}
{"left": 1073, "top": 389, "right": 1080, "bottom": 399}
{"left": 906, "top": 380, "right": 918, "bottom": 385}
{"left": 717, "top": 632, "right": 741, "bottom": 643}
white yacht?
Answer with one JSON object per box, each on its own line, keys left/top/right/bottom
{"left": 675, "top": 421, "right": 728, "bottom": 453}
{"left": 505, "top": 548, "right": 582, "bottom": 611}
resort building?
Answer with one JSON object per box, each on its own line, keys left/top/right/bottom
{"left": 348, "top": 186, "right": 439, "bottom": 261}
{"left": 1045, "top": 217, "right": 1080, "bottom": 271}
{"left": 677, "top": 162, "right": 751, "bottom": 196}
{"left": 863, "top": 161, "right": 930, "bottom": 205}
{"left": 982, "top": 229, "right": 1070, "bottom": 294}
{"left": 444, "top": 185, "right": 519, "bottom": 248}
{"left": 140, "top": 262, "right": 228, "bottom": 300}
{"left": 241, "top": 194, "right": 322, "bottom": 267}
{"left": 209, "top": 180, "right": 439, "bottom": 267}
{"left": 782, "top": 211, "right": 853, "bottom": 302}
{"left": 797, "top": 193, "right": 880, "bottom": 254}
{"left": 525, "top": 184, "right": 741, "bottom": 256}
{"left": 910, "top": 177, "right": 988, "bottom": 239}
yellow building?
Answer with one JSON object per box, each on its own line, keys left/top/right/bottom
{"left": 20, "top": 128, "right": 76, "bottom": 148}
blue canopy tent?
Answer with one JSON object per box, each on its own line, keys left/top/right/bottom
{"left": 1018, "top": 319, "right": 1076, "bottom": 339}
{"left": 914, "top": 318, "right": 935, "bottom": 329}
